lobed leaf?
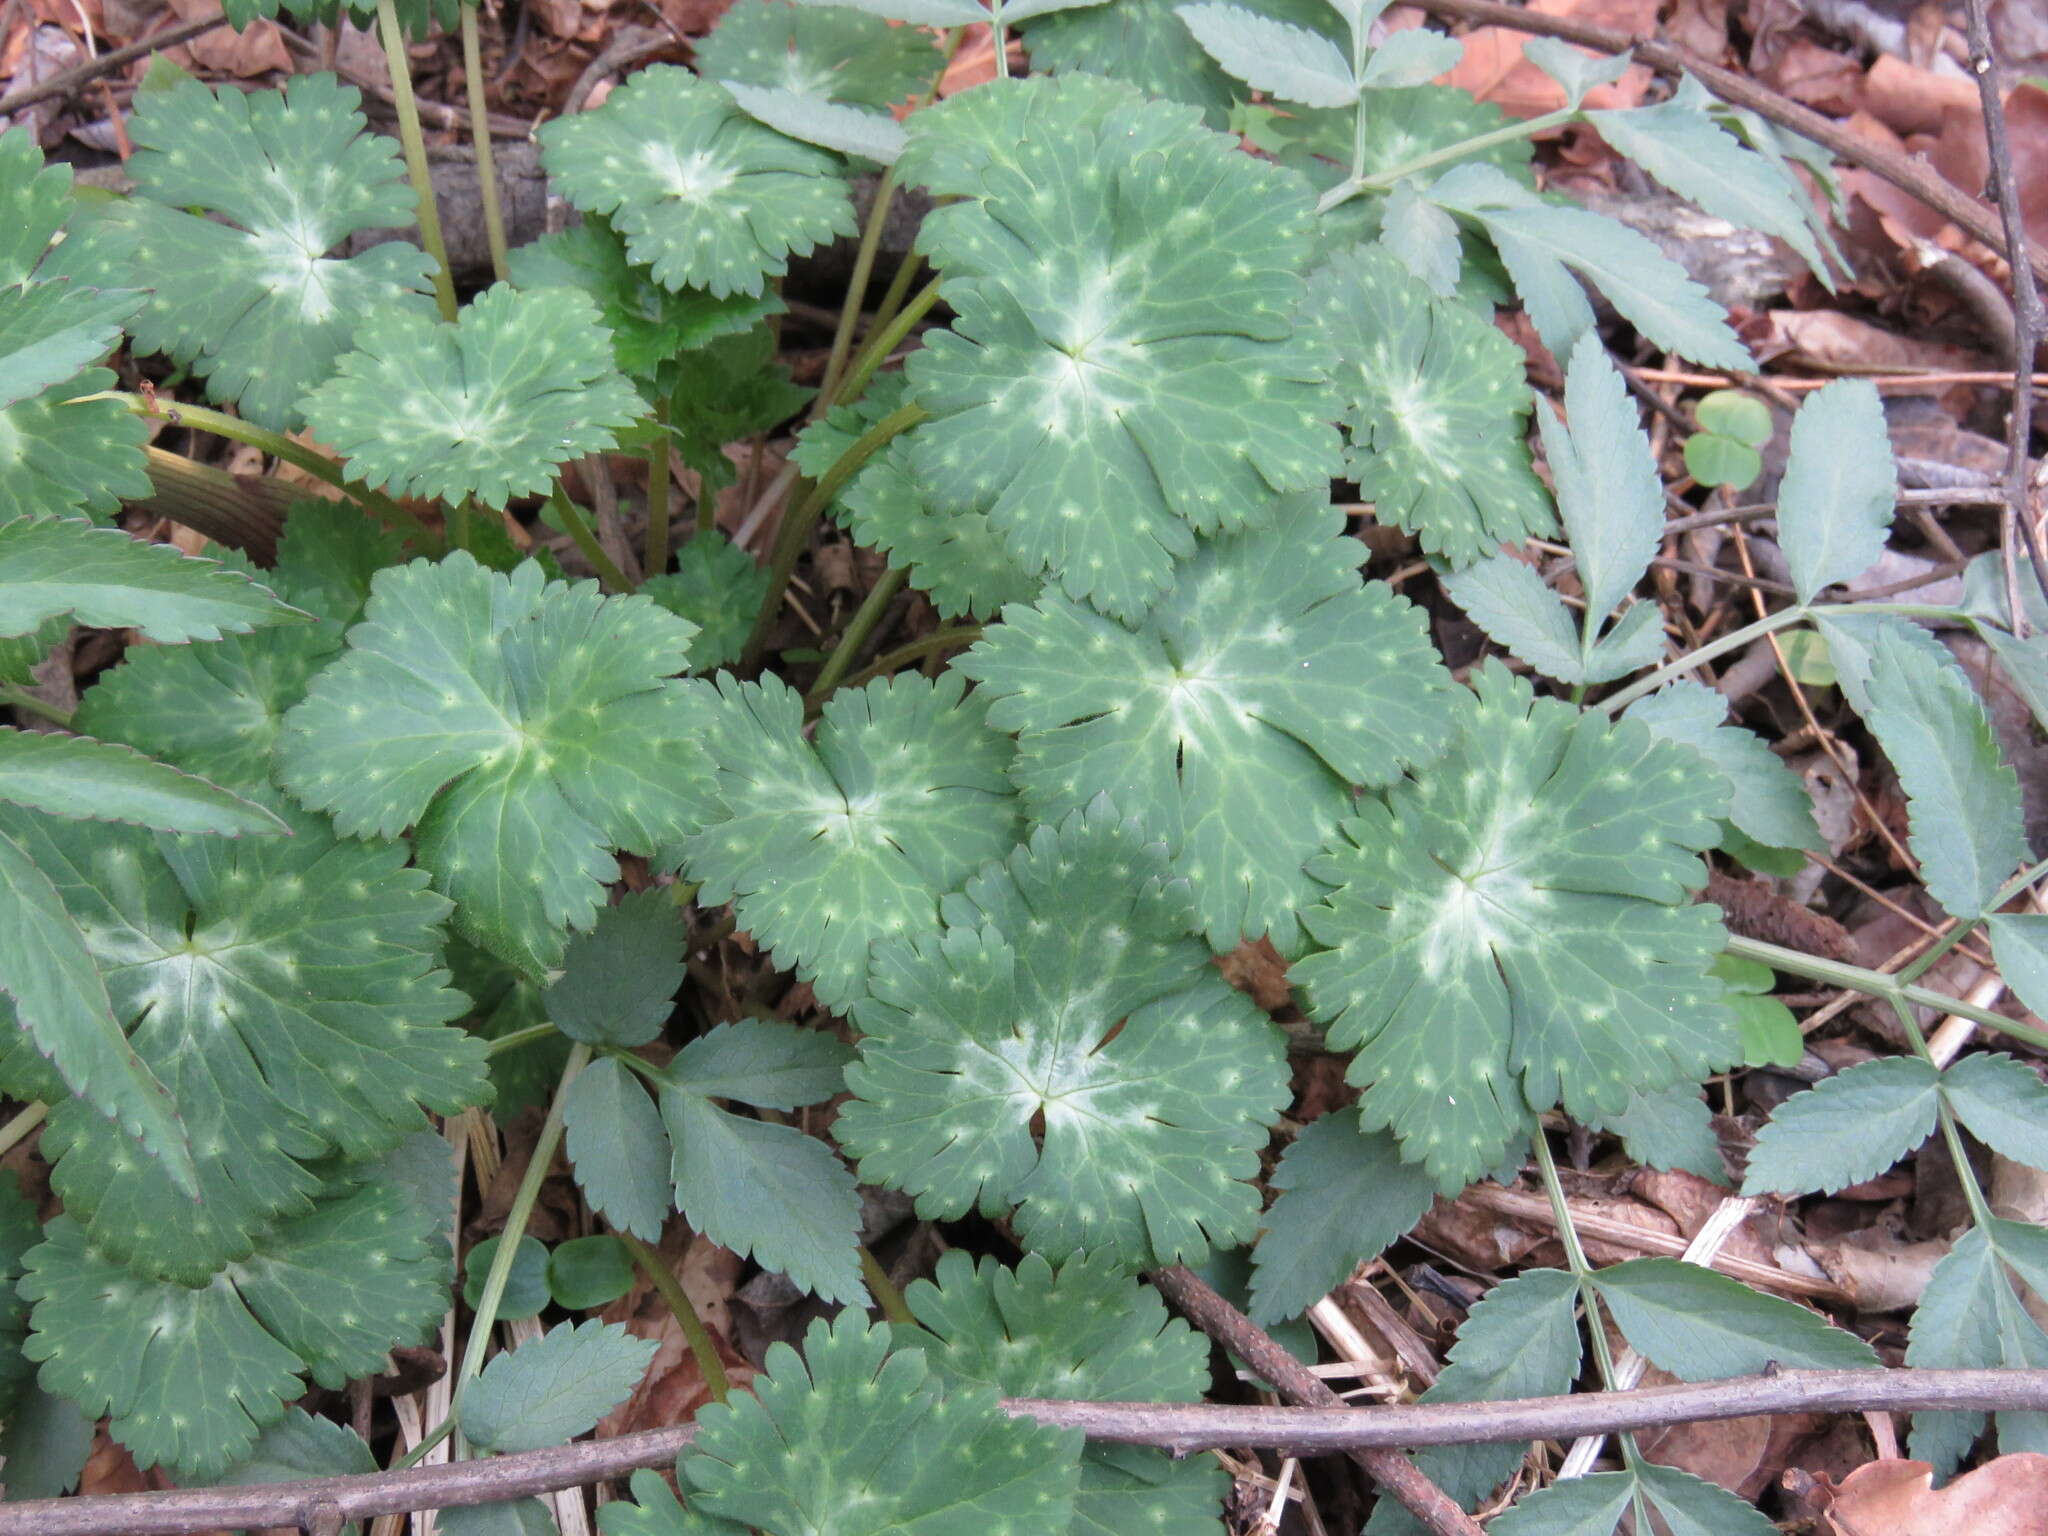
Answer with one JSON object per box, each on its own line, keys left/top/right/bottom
{"left": 0, "top": 515, "right": 300, "bottom": 643}
{"left": 697, "top": 0, "right": 943, "bottom": 107}
{"left": 539, "top": 67, "right": 855, "bottom": 299}
{"left": 1308, "top": 244, "right": 1552, "bottom": 568}
{"left": 0, "top": 728, "right": 287, "bottom": 836}
{"left": 639, "top": 532, "right": 774, "bottom": 669}
{"left": 460, "top": 1320, "right": 659, "bottom": 1455}
{"left": 0, "top": 369, "right": 149, "bottom": 523}
{"left": 0, "top": 280, "right": 145, "bottom": 414}
{"left": 544, "top": 889, "right": 685, "bottom": 1047}
{"left": 839, "top": 797, "right": 1291, "bottom": 1270}
{"left": 679, "top": 670, "right": 1019, "bottom": 1008}
{"left": 279, "top": 554, "right": 715, "bottom": 974}
{"left": 902, "top": 74, "right": 1340, "bottom": 620}
{"left": 1541, "top": 333, "right": 1662, "bottom": 635}
{"left": 1626, "top": 680, "right": 1823, "bottom": 855}
{"left": 1297, "top": 663, "right": 1736, "bottom": 1189}
{"left": 962, "top": 495, "right": 1454, "bottom": 950}
{"left": 681, "top": 1312, "right": 1081, "bottom": 1536}
{"left": 1741, "top": 1056, "right": 1940, "bottom": 1197}
{"left": 1775, "top": 379, "right": 1894, "bottom": 605}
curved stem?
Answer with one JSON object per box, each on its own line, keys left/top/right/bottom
{"left": 484, "top": 1022, "right": 559, "bottom": 1057}
{"left": 1595, "top": 606, "right": 1806, "bottom": 714}
{"left": 458, "top": 1, "right": 510, "bottom": 284}
{"left": 643, "top": 399, "right": 672, "bottom": 581}
{"left": 95, "top": 392, "right": 435, "bottom": 545}
{"left": 0, "top": 1101, "right": 47, "bottom": 1161}
{"left": 809, "top": 566, "right": 905, "bottom": 702}
{"left": 375, "top": 0, "right": 458, "bottom": 321}
{"left": 861, "top": 1246, "right": 914, "bottom": 1327}
{"left": 1726, "top": 934, "right": 2048, "bottom": 1051}
{"left": 618, "top": 1230, "right": 729, "bottom": 1404}
{"left": 815, "top": 167, "right": 901, "bottom": 415}
{"left": 0, "top": 687, "right": 70, "bottom": 727}
{"left": 549, "top": 484, "right": 632, "bottom": 593}
{"left": 835, "top": 278, "right": 942, "bottom": 408}
{"left": 830, "top": 625, "right": 983, "bottom": 695}
{"left": 1316, "top": 107, "right": 1576, "bottom": 214}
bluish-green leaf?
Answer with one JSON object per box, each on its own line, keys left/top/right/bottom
{"left": 460, "top": 1320, "right": 659, "bottom": 1454}
{"left": 0, "top": 728, "right": 288, "bottom": 836}
{"left": 1943, "top": 1052, "right": 2048, "bottom": 1173}
{"left": 1542, "top": 333, "right": 1661, "bottom": 638}
{"left": 545, "top": 890, "right": 685, "bottom": 1047}
{"left": 563, "top": 1058, "right": 674, "bottom": 1242}
{"left": 1590, "top": 1258, "right": 1879, "bottom": 1378}
{"left": 1776, "top": 379, "right": 1894, "bottom": 605}
{"left": 672, "top": 1017, "right": 852, "bottom": 1109}
{"left": 0, "top": 515, "right": 300, "bottom": 643}
{"left": 1174, "top": 3, "right": 1356, "bottom": 107}
{"left": 1625, "top": 680, "right": 1823, "bottom": 854}
{"left": 1741, "top": 1056, "right": 1940, "bottom": 1197}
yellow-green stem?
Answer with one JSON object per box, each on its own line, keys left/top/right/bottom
{"left": 815, "top": 166, "right": 902, "bottom": 415}
{"left": 1727, "top": 934, "right": 2048, "bottom": 1051}
{"left": 549, "top": 483, "right": 632, "bottom": 593}
{"left": 829, "top": 624, "right": 982, "bottom": 695}
{"left": 1532, "top": 1129, "right": 1641, "bottom": 1471}
{"left": 809, "top": 565, "right": 905, "bottom": 703}
{"left": 376, "top": 0, "right": 458, "bottom": 321}
{"left": 835, "top": 278, "right": 943, "bottom": 409}
{"left": 458, "top": 0, "right": 510, "bottom": 283}
{"left": 861, "top": 1246, "right": 914, "bottom": 1326}
{"left": 619, "top": 1230, "right": 730, "bottom": 1404}
{"left": 0, "top": 687, "right": 70, "bottom": 727}
{"left": 0, "top": 1101, "right": 47, "bottom": 1160}
{"left": 644, "top": 399, "right": 673, "bottom": 580}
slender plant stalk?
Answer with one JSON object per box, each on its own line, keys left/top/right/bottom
{"left": 0, "top": 687, "right": 70, "bottom": 727}
{"left": 828, "top": 624, "right": 983, "bottom": 697}
{"left": 1725, "top": 934, "right": 2048, "bottom": 1050}
{"left": 1893, "top": 852, "right": 2048, "bottom": 989}
{"left": 834, "top": 279, "right": 943, "bottom": 408}
{"left": 1317, "top": 107, "right": 1575, "bottom": 214}
{"left": 375, "top": 0, "right": 458, "bottom": 321}
{"left": 864, "top": 248, "right": 926, "bottom": 353}
{"left": 618, "top": 1231, "right": 729, "bottom": 1404}
{"left": 860, "top": 1246, "right": 914, "bottom": 1327}
{"left": 458, "top": 0, "right": 510, "bottom": 283}
{"left": 0, "top": 1101, "right": 47, "bottom": 1161}
{"left": 1532, "top": 1130, "right": 1641, "bottom": 1472}
{"left": 815, "top": 167, "right": 903, "bottom": 415}
{"left": 457, "top": 1044, "right": 592, "bottom": 1397}
{"left": 739, "top": 401, "right": 928, "bottom": 668}
{"left": 810, "top": 566, "right": 906, "bottom": 701}
{"left": 643, "top": 399, "right": 673, "bottom": 581}
{"left": 483, "top": 1022, "right": 559, "bottom": 1057}
{"left": 92, "top": 392, "right": 436, "bottom": 545}
{"left": 549, "top": 484, "right": 633, "bottom": 593}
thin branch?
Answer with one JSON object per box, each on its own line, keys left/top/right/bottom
{"left": 1402, "top": 0, "right": 2048, "bottom": 290}
{"left": 14, "top": 1371, "right": 2048, "bottom": 1536}
{"left": 0, "top": 12, "right": 225, "bottom": 116}
{"left": 1150, "top": 1264, "right": 1485, "bottom": 1536}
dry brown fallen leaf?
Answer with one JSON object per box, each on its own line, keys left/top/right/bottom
{"left": 1825, "top": 1454, "right": 2048, "bottom": 1535}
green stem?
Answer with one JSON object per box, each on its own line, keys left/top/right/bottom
{"left": 1894, "top": 853, "right": 2048, "bottom": 988}
{"left": 0, "top": 1101, "right": 47, "bottom": 1160}
{"left": 1727, "top": 934, "right": 2048, "bottom": 1051}
{"left": 447, "top": 496, "right": 474, "bottom": 555}
{"left": 815, "top": 166, "right": 902, "bottom": 415}
{"left": 1532, "top": 1129, "right": 1641, "bottom": 1471}
{"left": 96, "top": 391, "right": 435, "bottom": 545}
{"left": 1596, "top": 606, "right": 1807, "bottom": 715}
{"left": 835, "top": 278, "right": 943, "bottom": 409}
{"left": 395, "top": 1417, "right": 455, "bottom": 1470}
{"left": 740, "top": 401, "right": 928, "bottom": 669}
{"left": 1889, "top": 997, "right": 1998, "bottom": 1224}
{"left": 831, "top": 625, "right": 982, "bottom": 695}
{"left": 484, "top": 1021, "right": 559, "bottom": 1057}
{"left": 861, "top": 1246, "right": 914, "bottom": 1327}
{"left": 1317, "top": 106, "right": 1578, "bottom": 213}
{"left": 458, "top": 0, "right": 510, "bottom": 284}
{"left": 549, "top": 484, "right": 632, "bottom": 593}
{"left": 618, "top": 1230, "right": 729, "bottom": 1404}
{"left": 0, "top": 687, "right": 70, "bottom": 727}
{"left": 643, "top": 399, "right": 673, "bottom": 581}
{"left": 375, "top": 0, "right": 458, "bottom": 322}
{"left": 456, "top": 1044, "right": 592, "bottom": 1399}
{"left": 809, "top": 566, "right": 906, "bottom": 703}
{"left": 864, "top": 250, "right": 925, "bottom": 358}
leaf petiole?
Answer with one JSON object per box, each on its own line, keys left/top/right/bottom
{"left": 1727, "top": 934, "right": 2048, "bottom": 1052}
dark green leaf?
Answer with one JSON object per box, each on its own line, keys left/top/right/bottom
{"left": 563, "top": 1057, "right": 673, "bottom": 1242}
{"left": 545, "top": 890, "right": 685, "bottom": 1047}
{"left": 0, "top": 515, "right": 299, "bottom": 643}
{"left": 1590, "top": 1258, "right": 1879, "bottom": 1377}
{"left": 1742, "top": 1056, "right": 1939, "bottom": 1197}
{"left": 548, "top": 1235, "right": 637, "bottom": 1311}
{"left": 1775, "top": 379, "right": 1893, "bottom": 605}
{"left": 463, "top": 1235, "right": 553, "bottom": 1323}
{"left": 0, "top": 728, "right": 288, "bottom": 836}
{"left": 461, "top": 1320, "right": 659, "bottom": 1454}
{"left": 1943, "top": 1052, "right": 2048, "bottom": 1173}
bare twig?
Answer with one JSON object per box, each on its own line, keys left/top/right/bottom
{"left": 1149, "top": 1264, "right": 1485, "bottom": 1536}
{"left": 1403, "top": 0, "right": 2048, "bottom": 290}
{"left": 0, "top": 12, "right": 225, "bottom": 117}
{"left": 15, "top": 1372, "right": 2048, "bottom": 1535}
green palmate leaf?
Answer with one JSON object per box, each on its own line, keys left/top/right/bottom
{"left": 279, "top": 554, "right": 715, "bottom": 974}
{"left": 563, "top": 1056, "right": 672, "bottom": 1240}
{"left": 0, "top": 1382, "right": 94, "bottom": 1501}
{"left": 509, "top": 220, "right": 784, "bottom": 383}
{"left": 1429, "top": 162, "right": 1752, "bottom": 371}
{"left": 640, "top": 533, "right": 774, "bottom": 668}
{"left": 1988, "top": 913, "right": 2048, "bottom": 1027}
{"left": 544, "top": 889, "right": 685, "bottom": 1047}
{"left": 1018, "top": 0, "right": 1342, "bottom": 126}
{"left": 539, "top": 67, "right": 855, "bottom": 298}
{"left": 794, "top": 373, "right": 1038, "bottom": 622}
{"left": 1365, "top": 1267, "right": 1581, "bottom": 1536}
{"left": 0, "top": 368, "right": 149, "bottom": 522}
{"left": 660, "top": 324, "right": 812, "bottom": 497}
{"left": 1775, "top": 379, "right": 1894, "bottom": 605}
{"left": 681, "top": 1313, "right": 1081, "bottom": 1536}
{"left": 549, "top": 1235, "right": 636, "bottom": 1310}
{"left": 1587, "top": 78, "right": 1831, "bottom": 284}
{"left": 0, "top": 728, "right": 287, "bottom": 836}
{"left": 1626, "top": 680, "right": 1823, "bottom": 854}
{"left": 698, "top": 0, "right": 943, "bottom": 108}
{"left": 1248, "top": 1109, "right": 1436, "bottom": 1323}
{"left": 901, "top": 75, "right": 1340, "bottom": 620}
{"left": 1307, "top": 244, "right": 1552, "bottom": 568}
{"left": 0, "top": 126, "right": 72, "bottom": 285}
{"left": 1862, "top": 623, "right": 2027, "bottom": 920}
{"left": 0, "top": 828, "right": 193, "bottom": 1200}
{"left": 1741, "top": 1056, "right": 1940, "bottom": 1197}
{"left": 1905, "top": 1221, "right": 2048, "bottom": 1475}
{"left": 658, "top": 1075, "right": 866, "bottom": 1304}
{"left": 839, "top": 797, "right": 1291, "bottom": 1269}
{"left": 460, "top": 1321, "right": 659, "bottom": 1454}
{"left": 679, "top": 670, "right": 1019, "bottom": 1008}
{"left": 1296, "top": 663, "right": 1736, "bottom": 1189}
{"left": 119, "top": 74, "right": 436, "bottom": 430}
{"left": 1542, "top": 333, "right": 1662, "bottom": 635}
{"left": 0, "top": 280, "right": 145, "bottom": 414}
{"left": 1594, "top": 1083, "right": 1725, "bottom": 1182}
{"left": 1942, "top": 1052, "right": 2048, "bottom": 1173}
{"left": 903, "top": 1251, "right": 1226, "bottom": 1536}
{"left": 961, "top": 496, "right": 1454, "bottom": 950}
{"left": 5, "top": 804, "right": 487, "bottom": 1284}
{"left": 600, "top": 1471, "right": 749, "bottom": 1536}
{"left": 300, "top": 284, "right": 645, "bottom": 510}
{"left": 1174, "top": 3, "right": 1356, "bottom": 108}
{"left": 23, "top": 1168, "right": 450, "bottom": 1477}
{"left": 1590, "top": 1258, "right": 1879, "bottom": 1378}
{"left": 0, "top": 515, "right": 300, "bottom": 642}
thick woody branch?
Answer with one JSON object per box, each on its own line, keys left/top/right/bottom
{"left": 9, "top": 1370, "right": 2048, "bottom": 1536}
